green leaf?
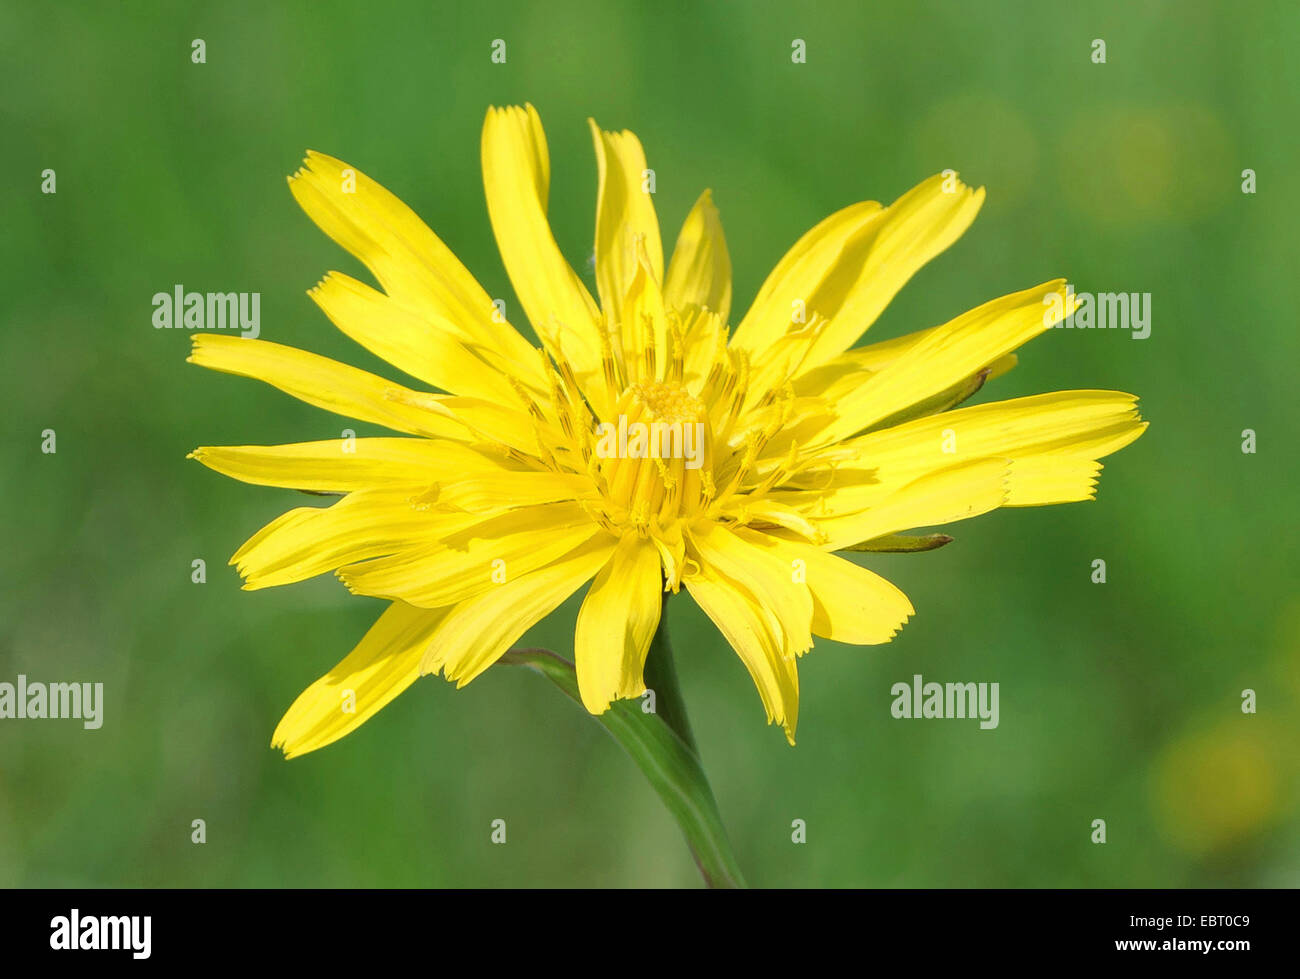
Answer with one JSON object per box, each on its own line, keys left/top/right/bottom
{"left": 841, "top": 532, "right": 954, "bottom": 553}
{"left": 499, "top": 646, "right": 746, "bottom": 888}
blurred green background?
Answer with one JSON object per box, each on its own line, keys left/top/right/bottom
{"left": 2, "top": 0, "right": 1297, "bottom": 887}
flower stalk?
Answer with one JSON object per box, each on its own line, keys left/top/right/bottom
{"left": 641, "top": 594, "right": 697, "bottom": 752}
{"left": 501, "top": 599, "right": 746, "bottom": 888}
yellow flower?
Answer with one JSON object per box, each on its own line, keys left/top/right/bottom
{"left": 189, "top": 104, "right": 1146, "bottom": 758}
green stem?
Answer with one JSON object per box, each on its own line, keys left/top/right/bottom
{"left": 641, "top": 593, "right": 697, "bottom": 753}
{"left": 500, "top": 612, "right": 746, "bottom": 888}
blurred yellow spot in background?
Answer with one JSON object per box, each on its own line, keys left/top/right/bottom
{"left": 1058, "top": 103, "right": 1231, "bottom": 226}
{"left": 1152, "top": 720, "right": 1280, "bottom": 856}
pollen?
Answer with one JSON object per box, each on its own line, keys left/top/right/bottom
{"left": 629, "top": 380, "right": 704, "bottom": 426}
{"left": 595, "top": 381, "right": 712, "bottom": 532}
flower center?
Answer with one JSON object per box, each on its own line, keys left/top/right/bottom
{"left": 594, "top": 381, "right": 712, "bottom": 530}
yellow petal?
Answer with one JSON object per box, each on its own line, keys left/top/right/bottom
{"left": 754, "top": 536, "right": 913, "bottom": 644}
{"left": 339, "top": 502, "right": 602, "bottom": 608}
{"left": 188, "top": 437, "right": 482, "bottom": 492}
{"left": 273, "top": 600, "right": 451, "bottom": 759}
{"left": 309, "top": 271, "right": 540, "bottom": 402}
{"left": 421, "top": 535, "right": 616, "bottom": 684}
{"left": 791, "top": 390, "right": 1147, "bottom": 516}
{"left": 380, "top": 386, "right": 545, "bottom": 458}
{"left": 232, "top": 488, "right": 465, "bottom": 590}
{"left": 618, "top": 248, "right": 670, "bottom": 381}
{"left": 684, "top": 560, "right": 799, "bottom": 743}
{"left": 817, "top": 280, "right": 1073, "bottom": 443}
{"left": 713, "top": 497, "right": 824, "bottom": 543}
{"left": 844, "top": 390, "right": 1147, "bottom": 471}
{"left": 482, "top": 105, "right": 602, "bottom": 373}
{"left": 690, "top": 523, "right": 813, "bottom": 657}
{"left": 650, "top": 518, "right": 688, "bottom": 592}
{"left": 287, "top": 151, "right": 537, "bottom": 365}
{"left": 792, "top": 327, "right": 1017, "bottom": 406}
{"left": 422, "top": 470, "right": 597, "bottom": 512}
{"left": 808, "top": 323, "right": 941, "bottom": 378}
{"left": 731, "top": 173, "right": 984, "bottom": 369}
{"left": 665, "top": 189, "right": 732, "bottom": 324}
{"left": 680, "top": 307, "right": 727, "bottom": 383}
{"left": 1002, "top": 456, "right": 1105, "bottom": 506}
{"left": 590, "top": 119, "right": 664, "bottom": 315}
{"left": 817, "top": 457, "right": 1011, "bottom": 550}
{"left": 574, "top": 534, "right": 663, "bottom": 714}
{"left": 187, "top": 335, "right": 466, "bottom": 439}
{"left": 729, "top": 200, "right": 882, "bottom": 354}
{"left": 796, "top": 172, "right": 985, "bottom": 370}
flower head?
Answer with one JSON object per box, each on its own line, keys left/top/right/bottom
{"left": 189, "top": 104, "right": 1145, "bottom": 757}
